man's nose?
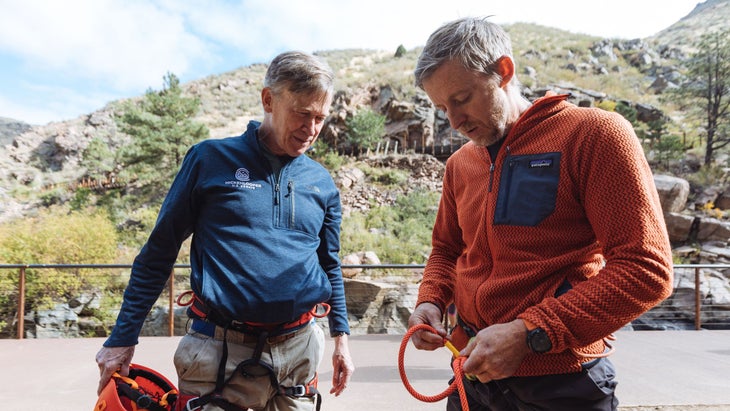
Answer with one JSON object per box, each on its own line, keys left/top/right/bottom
{"left": 447, "top": 111, "right": 464, "bottom": 130}
{"left": 303, "top": 118, "right": 317, "bottom": 135}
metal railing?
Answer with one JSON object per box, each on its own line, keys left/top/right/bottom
{"left": 0, "top": 263, "right": 727, "bottom": 339}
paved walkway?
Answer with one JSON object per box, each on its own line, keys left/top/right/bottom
{"left": 1, "top": 330, "right": 729, "bottom": 410}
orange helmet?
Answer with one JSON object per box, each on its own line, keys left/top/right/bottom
{"left": 94, "top": 363, "right": 177, "bottom": 411}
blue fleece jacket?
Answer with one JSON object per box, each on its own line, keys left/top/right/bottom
{"left": 105, "top": 121, "right": 349, "bottom": 346}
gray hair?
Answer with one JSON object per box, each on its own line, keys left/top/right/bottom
{"left": 414, "top": 17, "right": 514, "bottom": 89}
{"left": 264, "top": 51, "right": 334, "bottom": 96}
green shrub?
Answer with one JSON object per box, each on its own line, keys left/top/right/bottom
{"left": 340, "top": 189, "right": 439, "bottom": 264}
{"left": 615, "top": 101, "right": 638, "bottom": 126}
{"left": 356, "top": 164, "right": 409, "bottom": 188}
{"left": 345, "top": 108, "right": 386, "bottom": 154}
{"left": 70, "top": 187, "right": 92, "bottom": 210}
{"left": 373, "top": 169, "right": 409, "bottom": 186}
{"left": 653, "top": 134, "right": 685, "bottom": 170}
{"left": 596, "top": 100, "right": 617, "bottom": 112}
{"left": 0, "top": 207, "right": 119, "bottom": 336}
{"left": 309, "top": 140, "right": 348, "bottom": 172}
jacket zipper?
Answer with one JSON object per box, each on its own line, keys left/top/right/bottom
{"left": 288, "top": 180, "right": 295, "bottom": 226}
{"left": 497, "top": 146, "right": 513, "bottom": 222}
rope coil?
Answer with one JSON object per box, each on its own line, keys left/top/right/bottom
{"left": 398, "top": 324, "right": 470, "bottom": 411}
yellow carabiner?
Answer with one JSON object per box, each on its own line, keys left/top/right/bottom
{"left": 444, "top": 339, "right": 477, "bottom": 381}
{"left": 443, "top": 340, "right": 461, "bottom": 357}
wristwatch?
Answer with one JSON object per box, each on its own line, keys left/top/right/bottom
{"left": 526, "top": 327, "right": 552, "bottom": 353}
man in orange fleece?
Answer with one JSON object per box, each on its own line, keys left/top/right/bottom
{"left": 407, "top": 17, "right": 673, "bottom": 410}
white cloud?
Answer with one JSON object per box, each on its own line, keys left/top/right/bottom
{"left": 0, "top": 0, "right": 700, "bottom": 125}
{"left": 0, "top": 83, "right": 117, "bottom": 125}
{"left": 0, "top": 0, "right": 210, "bottom": 91}
{"left": 483, "top": 0, "right": 698, "bottom": 39}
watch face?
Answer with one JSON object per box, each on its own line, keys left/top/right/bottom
{"left": 528, "top": 328, "right": 552, "bottom": 353}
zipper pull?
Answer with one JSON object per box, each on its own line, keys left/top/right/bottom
{"left": 274, "top": 183, "right": 280, "bottom": 205}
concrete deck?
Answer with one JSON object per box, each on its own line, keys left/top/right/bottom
{"left": 1, "top": 330, "right": 729, "bottom": 410}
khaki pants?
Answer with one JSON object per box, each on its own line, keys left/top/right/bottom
{"left": 174, "top": 322, "right": 325, "bottom": 411}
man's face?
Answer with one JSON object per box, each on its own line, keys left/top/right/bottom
{"left": 261, "top": 87, "right": 332, "bottom": 157}
{"left": 422, "top": 59, "right": 509, "bottom": 147}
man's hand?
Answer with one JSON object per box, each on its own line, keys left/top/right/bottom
{"left": 330, "top": 334, "right": 354, "bottom": 396}
{"left": 407, "top": 302, "right": 446, "bottom": 351}
{"left": 95, "top": 345, "right": 135, "bottom": 395}
{"left": 460, "top": 319, "right": 530, "bottom": 383}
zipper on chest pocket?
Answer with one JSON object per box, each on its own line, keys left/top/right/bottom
{"left": 287, "top": 180, "right": 295, "bottom": 226}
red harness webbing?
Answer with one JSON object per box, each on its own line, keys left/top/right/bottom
{"left": 176, "top": 290, "right": 330, "bottom": 334}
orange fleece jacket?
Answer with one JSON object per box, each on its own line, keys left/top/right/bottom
{"left": 417, "top": 93, "right": 673, "bottom": 376}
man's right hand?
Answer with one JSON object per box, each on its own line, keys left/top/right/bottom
{"left": 407, "top": 302, "right": 447, "bottom": 351}
{"left": 95, "top": 345, "right": 135, "bottom": 394}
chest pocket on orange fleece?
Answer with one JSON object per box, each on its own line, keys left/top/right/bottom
{"left": 494, "top": 152, "right": 561, "bottom": 226}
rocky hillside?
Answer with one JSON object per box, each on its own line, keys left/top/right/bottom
{"left": 649, "top": 0, "right": 730, "bottom": 50}
{"left": 0, "top": 117, "right": 31, "bottom": 147}
{"left": 1, "top": 0, "right": 729, "bottom": 227}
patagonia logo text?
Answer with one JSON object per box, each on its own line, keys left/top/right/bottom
{"left": 529, "top": 159, "right": 553, "bottom": 168}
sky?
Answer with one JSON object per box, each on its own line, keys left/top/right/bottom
{"left": 0, "top": 0, "right": 702, "bottom": 126}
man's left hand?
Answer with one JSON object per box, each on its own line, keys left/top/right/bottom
{"left": 459, "top": 319, "right": 530, "bottom": 383}
{"left": 330, "top": 334, "right": 354, "bottom": 396}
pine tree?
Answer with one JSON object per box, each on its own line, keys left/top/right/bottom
{"left": 673, "top": 29, "right": 730, "bottom": 166}
{"left": 116, "top": 72, "right": 209, "bottom": 197}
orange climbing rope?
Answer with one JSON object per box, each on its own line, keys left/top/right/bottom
{"left": 398, "top": 323, "right": 470, "bottom": 411}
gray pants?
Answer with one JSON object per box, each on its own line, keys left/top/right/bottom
{"left": 446, "top": 357, "right": 618, "bottom": 411}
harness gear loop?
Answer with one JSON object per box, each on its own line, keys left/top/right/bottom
{"left": 398, "top": 324, "right": 470, "bottom": 411}
{"left": 175, "top": 290, "right": 195, "bottom": 307}
{"left": 311, "top": 302, "right": 331, "bottom": 318}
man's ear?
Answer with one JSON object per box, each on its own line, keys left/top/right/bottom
{"left": 261, "top": 87, "right": 273, "bottom": 113}
{"left": 495, "top": 56, "right": 514, "bottom": 88}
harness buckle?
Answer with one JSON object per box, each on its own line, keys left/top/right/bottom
{"left": 290, "top": 384, "right": 307, "bottom": 397}
{"left": 185, "top": 397, "right": 202, "bottom": 411}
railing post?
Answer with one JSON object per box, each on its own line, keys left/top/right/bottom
{"left": 695, "top": 267, "right": 701, "bottom": 330}
{"left": 17, "top": 267, "right": 26, "bottom": 339}
{"left": 169, "top": 270, "right": 175, "bottom": 337}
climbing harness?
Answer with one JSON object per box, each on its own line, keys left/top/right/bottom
{"left": 398, "top": 324, "right": 471, "bottom": 411}
{"left": 176, "top": 291, "right": 330, "bottom": 411}
{"left": 94, "top": 363, "right": 178, "bottom": 411}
